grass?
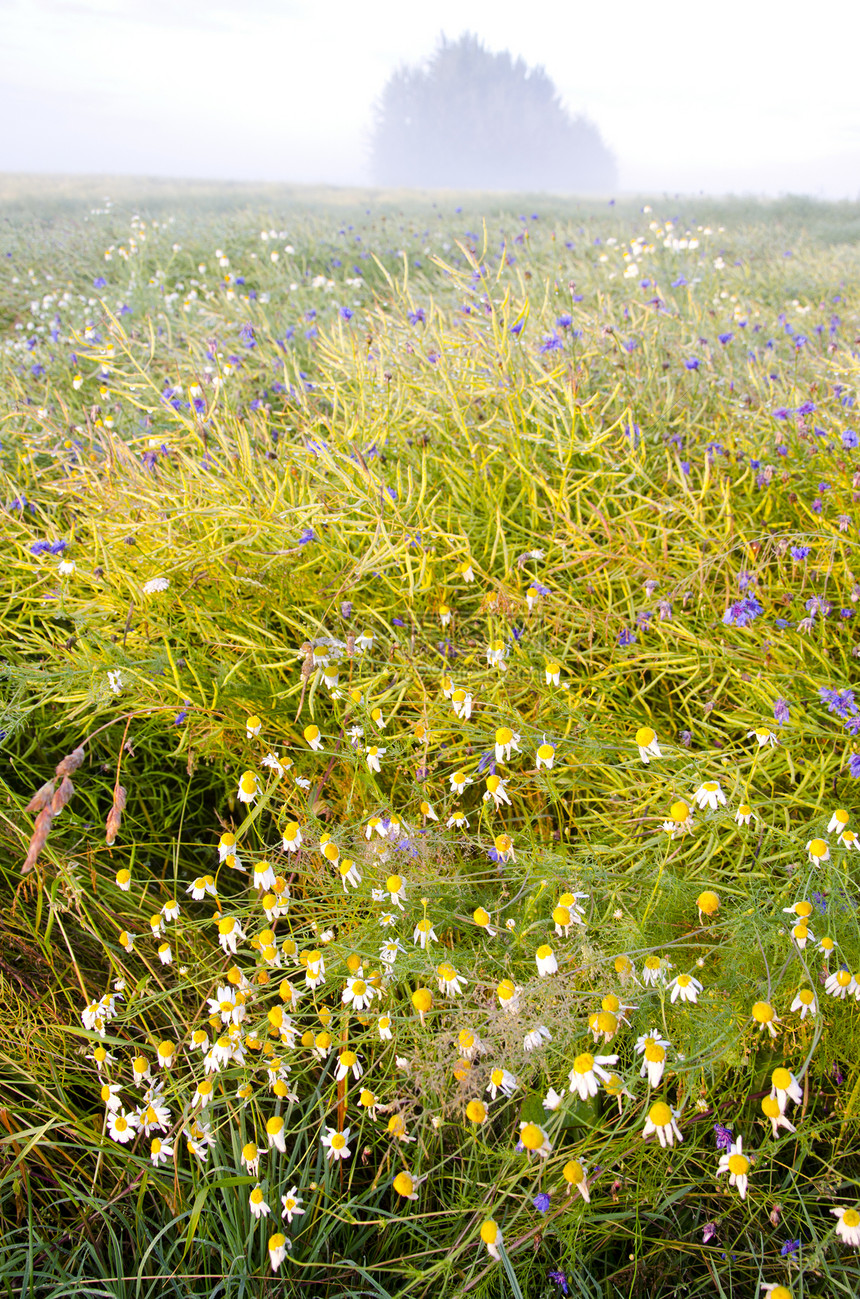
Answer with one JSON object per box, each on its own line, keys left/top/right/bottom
{"left": 1, "top": 178, "right": 860, "bottom": 1297}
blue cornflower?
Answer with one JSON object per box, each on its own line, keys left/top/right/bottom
{"left": 684, "top": 358, "right": 699, "bottom": 371}
{"left": 510, "top": 320, "right": 524, "bottom": 336}
{"left": 340, "top": 601, "right": 353, "bottom": 619}
{"left": 672, "top": 275, "right": 687, "bottom": 287}
{"left": 618, "top": 628, "right": 637, "bottom": 647}
{"left": 848, "top": 753, "right": 860, "bottom": 779}
{"left": 173, "top": 702, "right": 190, "bottom": 726}
{"left": 842, "top": 429, "right": 858, "bottom": 449}
{"left": 93, "top": 276, "right": 107, "bottom": 289}
{"left": 539, "top": 333, "right": 563, "bottom": 354}
{"left": 790, "top": 545, "right": 810, "bottom": 561}
{"left": 810, "top": 891, "right": 827, "bottom": 914}
{"left": 556, "top": 314, "right": 573, "bottom": 329}
{"left": 772, "top": 407, "right": 791, "bottom": 420}
{"left": 774, "top": 698, "right": 790, "bottom": 725}
{"left": 780, "top": 1239, "right": 800, "bottom": 1257}
{"left": 797, "top": 400, "right": 815, "bottom": 414}
{"left": 718, "top": 332, "right": 733, "bottom": 345}
{"left": 714, "top": 1124, "right": 733, "bottom": 1149}
{"left": 805, "top": 596, "right": 831, "bottom": 617}
{"left": 548, "top": 1272, "right": 569, "bottom": 1296}
{"left": 297, "top": 527, "right": 317, "bottom": 546}
{"left": 723, "top": 596, "right": 763, "bottom": 627}
{"left": 340, "top": 307, "right": 353, "bottom": 320}
{"left": 29, "top": 540, "right": 51, "bottom": 555}
{"left": 737, "top": 570, "right": 756, "bottom": 591}
{"left": 533, "top": 1192, "right": 551, "bottom": 1213}
{"left": 819, "top": 687, "right": 858, "bottom": 719}
{"left": 391, "top": 617, "right": 405, "bottom": 627}
{"left": 407, "top": 308, "right": 426, "bottom": 325}
{"left": 476, "top": 749, "right": 497, "bottom": 776}
{"left": 680, "top": 460, "right": 691, "bottom": 475}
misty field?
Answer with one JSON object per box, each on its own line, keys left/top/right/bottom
{"left": 3, "top": 179, "right": 860, "bottom": 1299}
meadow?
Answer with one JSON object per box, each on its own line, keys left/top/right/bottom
{"left": 2, "top": 176, "right": 860, "bottom": 1299}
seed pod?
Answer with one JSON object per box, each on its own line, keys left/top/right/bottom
{"left": 55, "top": 746, "right": 85, "bottom": 779}
{"left": 24, "top": 780, "right": 57, "bottom": 815}
{"left": 50, "top": 776, "right": 75, "bottom": 815}
{"left": 105, "top": 785, "right": 127, "bottom": 847}
{"left": 23, "top": 806, "right": 54, "bottom": 872}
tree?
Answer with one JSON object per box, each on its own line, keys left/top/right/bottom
{"left": 370, "top": 33, "right": 617, "bottom": 193}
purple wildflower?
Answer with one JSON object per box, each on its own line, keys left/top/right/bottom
{"left": 723, "top": 596, "right": 763, "bottom": 627}
{"left": 548, "top": 1271, "right": 569, "bottom": 1296}
{"left": 819, "top": 687, "right": 858, "bottom": 720}
{"left": 618, "top": 628, "right": 637, "bottom": 647}
{"left": 848, "top": 753, "right": 860, "bottom": 779}
{"left": 714, "top": 1124, "right": 733, "bottom": 1149}
{"left": 773, "top": 699, "right": 790, "bottom": 725}
{"left": 781, "top": 1239, "right": 800, "bottom": 1257}
{"left": 790, "top": 545, "right": 810, "bottom": 561}
{"left": 533, "top": 1192, "right": 551, "bottom": 1213}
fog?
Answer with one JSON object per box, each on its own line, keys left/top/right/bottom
{"left": 2, "top": 0, "right": 858, "bottom": 198}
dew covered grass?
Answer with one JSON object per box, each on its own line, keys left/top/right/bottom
{"left": 2, "top": 179, "right": 860, "bottom": 1298}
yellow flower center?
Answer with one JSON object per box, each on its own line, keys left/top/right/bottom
{"left": 772, "top": 1068, "right": 791, "bottom": 1089}
{"left": 496, "top": 727, "right": 513, "bottom": 745}
{"left": 843, "top": 1209, "right": 860, "bottom": 1228}
{"left": 563, "top": 1159, "right": 584, "bottom": 1184}
{"left": 553, "top": 906, "right": 571, "bottom": 926}
{"left": 761, "top": 1096, "right": 780, "bottom": 1118}
{"left": 809, "top": 838, "right": 827, "bottom": 857}
{"left": 636, "top": 726, "right": 655, "bottom": 747}
{"left": 466, "top": 1101, "right": 486, "bottom": 1124}
{"left": 573, "top": 1052, "right": 594, "bottom": 1074}
{"left": 473, "top": 907, "right": 491, "bottom": 927}
{"left": 480, "top": 1220, "right": 498, "bottom": 1245}
{"left": 520, "top": 1123, "right": 544, "bottom": 1150}
{"left": 386, "top": 875, "right": 402, "bottom": 894}
{"left": 648, "top": 1102, "right": 672, "bottom": 1126}
{"left": 670, "top": 801, "right": 689, "bottom": 823}
{"left": 644, "top": 1043, "right": 666, "bottom": 1063}
{"left": 393, "top": 1172, "right": 414, "bottom": 1197}
{"left": 330, "top": 1133, "right": 346, "bottom": 1150}
{"left": 697, "top": 891, "right": 720, "bottom": 914}
{"left": 727, "top": 1154, "right": 749, "bottom": 1176}
{"left": 752, "top": 1001, "right": 774, "bottom": 1023}
{"left": 536, "top": 944, "right": 553, "bottom": 960}
{"left": 497, "top": 978, "right": 516, "bottom": 1001}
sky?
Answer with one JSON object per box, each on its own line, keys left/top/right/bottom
{"left": 2, "top": 0, "right": 859, "bottom": 197}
